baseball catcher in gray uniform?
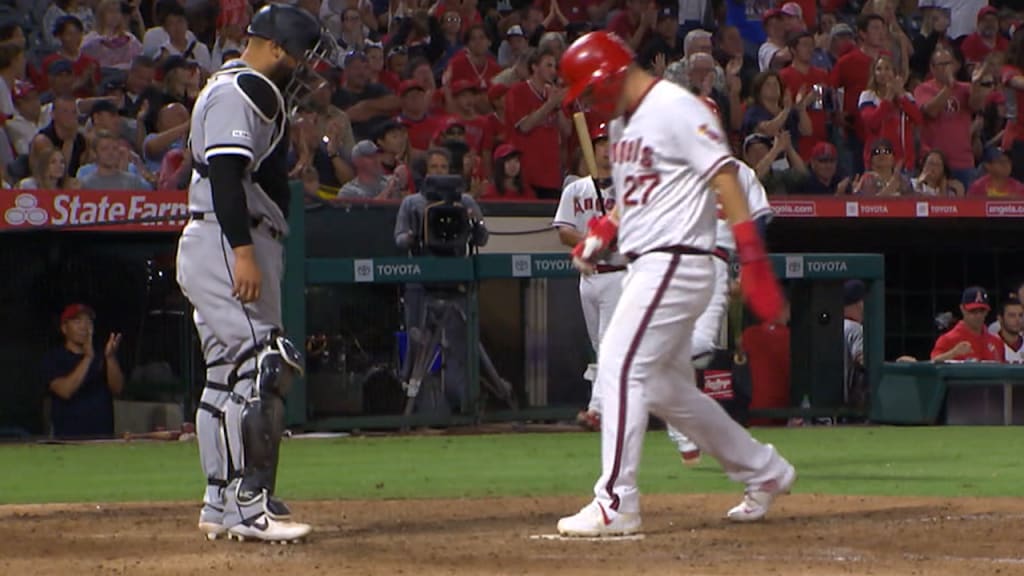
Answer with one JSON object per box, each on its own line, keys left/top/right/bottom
{"left": 175, "top": 4, "right": 335, "bottom": 543}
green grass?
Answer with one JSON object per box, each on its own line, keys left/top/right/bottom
{"left": 1, "top": 427, "right": 1021, "bottom": 505}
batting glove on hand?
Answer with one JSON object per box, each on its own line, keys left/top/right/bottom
{"left": 734, "top": 220, "right": 783, "bottom": 323}
{"left": 572, "top": 216, "right": 618, "bottom": 275}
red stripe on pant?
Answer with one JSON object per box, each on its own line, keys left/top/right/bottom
{"left": 604, "top": 253, "right": 681, "bottom": 511}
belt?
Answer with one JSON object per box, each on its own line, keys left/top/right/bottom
{"left": 595, "top": 264, "right": 626, "bottom": 274}
{"left": 712, "top": 247, "right": 730, "bottom": 263}
{"left": 625, "top": 245, "right": 711, "bottom": 263}
{"left": 190, "top": 211, "right": 283, "bottom": 240}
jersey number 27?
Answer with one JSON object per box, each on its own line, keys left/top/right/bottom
{"left": 622, "top": 173, "right": 661, "bottom": 206}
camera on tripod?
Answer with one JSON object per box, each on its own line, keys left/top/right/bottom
{"left": 419, "top": 175, "right": 484, "bottom": 257}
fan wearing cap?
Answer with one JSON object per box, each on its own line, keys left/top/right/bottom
{"left": 331, "top": 49, "right": 400, "bottom": 141}
{"left": 797, "top": 141, "right": 848, "bottom": 194}
{"left": 742, "top": 131, "right": 809, "bottom": 194}
{"left": 41, "top": 304, "right": 124, "bottom": 439}
{"left": 398, "top": 80, "right": 444, "bottom": 152}
{"left": 758, "top": 9, "right": 792, "bottom": 71}
{"left": 7, "top": 81, "right": 50, "bottom": 156}
{"left": 505, "top": 47, "right": 568, "bottom": 199}
{"left": 814, "top": 21, "right": 855, "bottom": 72}
{"left": 444, "top": 24, "right": 501, "bottom": 91}
{"left": 931, "top": 287, "right": 1005, "bottom": 363}
{"left": 854, "top": 137, "right": 913, "bottom": 196}
{"left": 338, "top": 139, "right": 398, "bottom": 199}
{"left": 961, "top": 6, "right": 1008, "bottom": 66}
{"left": 967, "top": 146, "right": 1024, "bottom": 198}
{"left": 483, "top": 143, "right": 533, "bottom": 199}
{"left": 497, "top": 25, "right": 529, "bottom": 69}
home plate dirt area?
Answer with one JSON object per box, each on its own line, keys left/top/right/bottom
{"left": 2, "top": 495, "right": 1022, "bottom": 576}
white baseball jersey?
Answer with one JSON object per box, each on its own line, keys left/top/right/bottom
{"left": 1003, "top": 335, "right": 1024, "bottom": 364}
{"left": 714, "top": 162, "right": 772, "bottom": 252}
{"left": 608, "top": 80, "right": 733, "bottom": 257}
{"left": 553, "top": 176, "right": 628, "bottom": 266}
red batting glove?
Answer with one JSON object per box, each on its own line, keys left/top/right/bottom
{"left": 572, "top": 216, "right": 618, "bottom": 274}
{"left": 734, "top": 220, "right": 783, "bottom": 322}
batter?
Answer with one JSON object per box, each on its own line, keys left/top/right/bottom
{"left": 176, "top": 4, "right": 334, "bottom": 543}
{"left": 555, "top": 31, "right": 796, "bottom": 537}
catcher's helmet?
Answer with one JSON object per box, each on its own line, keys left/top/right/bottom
{"left": 560, "top": 31, "right": 634, "bottom": 115}
{"left": 248, "top": 4, "right": 337, "bottom": 107}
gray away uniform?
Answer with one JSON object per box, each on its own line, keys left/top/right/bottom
{"left": 175, "top": 60, "right": 299, "bottom": 532}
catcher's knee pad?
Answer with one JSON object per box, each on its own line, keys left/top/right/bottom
{"left": 235, "top": 335, "right": 304, "bottom": 504}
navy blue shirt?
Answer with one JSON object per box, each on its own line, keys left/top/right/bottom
{"left": 41, "top": 348, "right": 114, "bottom": 438}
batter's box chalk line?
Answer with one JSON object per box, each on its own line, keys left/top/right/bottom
{"left": 529, "top": 534, "right": 646, "bottom": 542}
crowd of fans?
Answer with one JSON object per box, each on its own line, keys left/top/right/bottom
{"left": 0, "top": 0, "right": 1021, "bottom": 200}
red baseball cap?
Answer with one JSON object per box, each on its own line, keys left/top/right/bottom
{"left": 12, "top": 80, "right": 36, "bottom": 101}
{"left": 762, "top": 8, "right": 783, "bottom": 22}
{"left": 494, "top": 143, "right": 519, "bottom": 160}
{"left": 451, "top": 79, "right": 482, "bottom": 96}
{"left": 811, "top": 141, "right": 837, "bottom": 160}
{"left": 399, "top": 79, "right": 425, "bottom": 96}
{"left": 61, "top": 303, "right": 95, "bottom": 323}
{"left": 977, "top": 6, "right": 998, "bottom": 20}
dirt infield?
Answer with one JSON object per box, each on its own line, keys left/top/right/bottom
{"left": 2, "top": 494, "right": 1023, "bottom": 576}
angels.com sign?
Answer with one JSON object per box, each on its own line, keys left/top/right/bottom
{"left": 1, "top": 190, "right": 189, "bottom": 231}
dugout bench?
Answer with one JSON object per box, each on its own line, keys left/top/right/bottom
{"left": 282, "top": 198, "right": 885, "bottom": 430}
{"left": 872, "top": 362, "right": 1024, "bottom": 425}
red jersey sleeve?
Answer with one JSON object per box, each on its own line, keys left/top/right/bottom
{"left": 930, "top": 331, "right": 956, "bottom": 360}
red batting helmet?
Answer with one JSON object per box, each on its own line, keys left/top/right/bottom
{"left": 591, "top": 122, "right": 608, "bottom": 141}
{"left": 560, "top": 31, "right": 634, "bottom": 115}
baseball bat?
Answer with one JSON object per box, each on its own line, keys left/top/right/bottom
{"left": 572, "top": 111, "right": 607, "bottom": 216}
{"left": 572, "top": 111, "right": 599, "bottom": 179}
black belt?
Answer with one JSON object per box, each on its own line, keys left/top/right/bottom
{"left": 625, "top": 245, "right": 711, "bottom": 263}
{"left": 595, "top": 264, "right": 626, "bottom": 274}
{"left": 190, "top": 211, "right": 282, "bottom": 240}
{"left": 712, "top": 247, "right": 730, "bottom": 263}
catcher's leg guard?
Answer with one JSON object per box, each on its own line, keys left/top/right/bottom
{"left": 195, "top": 379, "right": 233, "bottom": 539}
{"left": 224, "top": 336, "right": 304, "bottom": 527}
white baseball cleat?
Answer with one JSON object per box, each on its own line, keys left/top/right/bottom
{"left": 727, "top": 461, "right": 797, "bottom": 522}
{"left": 557, "top": 500, "right": 642, "bottom": 537}
{"left": 227, "top": 514, "right": 312, "bottom": 543}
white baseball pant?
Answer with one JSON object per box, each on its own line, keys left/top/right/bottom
{"left": 592, "top": 251, "right": 789, "bottom": 515}
{"left": 579, "top": 268, "right": 625, "bottom": 413}
{"left": 666, "top": 254, "right": 730, "bottom": 453}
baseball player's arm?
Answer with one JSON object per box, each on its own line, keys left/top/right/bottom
{"left": 552, "top": 181, "right": 584, "bottom": 248}
{"left": 556, "top": 226, "right": 584, "bottom": 248}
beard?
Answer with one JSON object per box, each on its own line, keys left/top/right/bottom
{"left": 267, "top": 59, "right": 297, "bottom": 89}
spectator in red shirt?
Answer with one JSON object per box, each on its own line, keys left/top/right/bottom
{"left": 448, "top": 79, "right": 491, "bottom": 170}
{"left": 960, "top": 7, "right": 1007, "bottom": 69}
{"left": 445, "top": 24, "right": 501, "bottom": 90}
{"left": 434, "top": 0, "right": 483, "bottom": 39}
{"left": 831, "top": 13, "right": 887, "bottom": 174}
{"left": 483, "top": 143, "right": 535, "bottom": 199}
{"left": 398, "top": 80, "right": 444, "bottom": 153}
{"left": 778, "top": 30, "right": 831, "bottom": 160}
{"left": 914, "top": 46, "right": 990, "bottom": 188}
{"left": 607, "top": 0, "right": 655, "bottom": 52}
{"left": 37, "top": 16, "right": 100, "bottom": 98}
{"left": 858, "top": 53, "right": 922, "bottom": 173}
{"left": 967, "top": 147, "right": 1024, "bottom": 198}
{"left": 505, "top": 48, "right": 566, "bottom": 198}
{"left": 1002, "top": 31, "right": 1024, "bottom": 181}
{"left": 931, "top": 286, "right": 1005, "bottom": 363}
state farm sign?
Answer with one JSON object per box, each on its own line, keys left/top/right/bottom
{"left": 1, "top": 190, "right": 189, "bottom": 232}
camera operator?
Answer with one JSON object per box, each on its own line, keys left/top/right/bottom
{"left": 394, "top": 147, "right": 488, "bottom": 415}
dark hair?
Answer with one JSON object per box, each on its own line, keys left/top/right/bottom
{"left": 463, "top": 23, "right": 488, "bottom": 45}
{"left": 999, "top": 296, "right": 1022, "bottom": 317}
{"left": 158, "top": 1, "right": 187, "bottom": 26}
{"left": 493, "top": 150, "right": 522, "bottom": 195}
{"left": 920, "top": 149, "right": 951, "bottom": 179}
{"left": 786, "top": 30, "right": 813, "bottom": 49}
{"left": 527, "top": 47, "right": 555, "bottom": 76}
{"left": 0, "top": 42, "right": 22, "bottom": 70}
{"left": 53, "top": 15, "right": 84, "bottom": 37}
{"left": 750, "top": 71, "right": 784, "bottom": 109}
{"left": 711, "top": 24, "right": 736, "bottom": 47}
{"left": 425, "top": 147, "right": 452, "bottom": 167}
{"left": 857, "top": 13, "right": 885, "bottom": 34}
{"left": 0, "top": 20, "right": 22, "bottom": 42}
{"left": 131, "top": 54, "right": 156, "bottom": 69}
